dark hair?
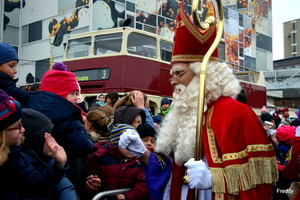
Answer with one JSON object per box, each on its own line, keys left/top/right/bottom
{"left": 106, "top": 91, "right": 119, "bottom": 106}
{"left": 290, "top": 119, "right": 300, "bottom": 126}
{"left": 236, "top": 88, "right": 247, "bottom": 104}
{"left": 29, "top": 82, "right": 41, "bottom": 92}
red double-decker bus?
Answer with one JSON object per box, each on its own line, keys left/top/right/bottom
{"left": 63, "top": 27, "right": 266, "bottom": 115}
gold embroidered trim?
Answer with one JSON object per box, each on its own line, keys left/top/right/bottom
{"left": 171, "top": 54, "right": 218, "bottom": 63}
{"left": 207, "top": 106, "right": 223, "bottom": 163}
{"left": 179, "top": 4, "right": 216, "bottom": 44}
{"left": 223, "top": 144, "right": 274, "bottom": 162}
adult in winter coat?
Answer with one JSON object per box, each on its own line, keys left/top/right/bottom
{"left": 24, "top": 63, "right": 94, "bottom": 186}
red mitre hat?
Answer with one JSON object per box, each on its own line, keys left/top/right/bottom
{"left": 171, "top": 1, "right": 218, "bottom": 64}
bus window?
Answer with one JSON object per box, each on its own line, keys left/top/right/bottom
{"left": 66, "top": 36, "right": 91, "bottom": 59}
{"left": 94, "top": 33, "right": 123, "bottom": 55}
{"left": 160, "top": 41, "right": 172, "bottom": 62}
{"left": 127, "top": 33, "right": 156, "bottom": 58}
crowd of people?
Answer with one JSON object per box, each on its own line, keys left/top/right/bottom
{"left": 1, "top": 1, "right": 299, "bottom": 200}
{"left": 259, "top": 106, "right": 300, "bottom": 200}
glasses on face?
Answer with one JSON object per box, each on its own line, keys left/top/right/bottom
{"left": 169, "top": 68, "right": 190, "bottom": 82}
{"left": 6, "top": 123, "right": 22, "bottom": 133}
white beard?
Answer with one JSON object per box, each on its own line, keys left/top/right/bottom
{"left": 155, "top": 75, "right": 201, "bottom": 166}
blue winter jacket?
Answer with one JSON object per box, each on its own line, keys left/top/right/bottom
{"left": 19, "top": 150, "right": 79, "bottom": 200}
{"left": 0, "top": 145, "right": 66, "bottom": 199}
{"left": 24, "top": 91, "right": 95, "bottom": 183}
{"left": 0, "top": 71, "right": 29, "bottom": 106}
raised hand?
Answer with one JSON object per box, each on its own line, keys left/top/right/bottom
{"left": 130, "top": 90, "right": 144, "bottom": 108}
{"left": 44, "top": 133, "right": 67, "bottom": 168}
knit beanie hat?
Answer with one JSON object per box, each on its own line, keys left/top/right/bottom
{"left": 40, "top": 62, "right": 79, "bottom": 98}
{"left": 152, "top": 115, "right": 162, "bottom": 124}
{"left": 161, "top": 97, "right": 170, "bottom": 106}
{"left": 136, "top": 123, "right": 156, "bottom": 138}
{"left": 0, "top": 89, "right": 22, "bottom": 131}
{"left": 260, "top": 112, "right": 274, "bottom": 123}
{"left": 114, "top": 105, "right": 146, "bottom": 125}
{"left": 110, "top": 123, "right": 136, "bottom": 147}
{"left": 0, "top": 42, "right": 19, "bottom": 65}
{"left": 21, "top": 108, "right": 54, "bottom": 153}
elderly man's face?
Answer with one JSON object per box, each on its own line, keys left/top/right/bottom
{"left": 170, "top": 63, "right": 195, "bottom": 87}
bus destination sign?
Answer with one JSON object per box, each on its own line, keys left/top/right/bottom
{"left": 72, "top": 69, "right": 110, "bottom": 81}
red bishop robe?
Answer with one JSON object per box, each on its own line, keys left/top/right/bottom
{"left": 201, "top": 96, "right": 278, "bottom": 200}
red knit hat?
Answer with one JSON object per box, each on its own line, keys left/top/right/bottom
{"left": 40, "top": 62, "right": 79, "bottom": 98}
{"left": 171, "top": 1, "right": 218, "bottom": 64}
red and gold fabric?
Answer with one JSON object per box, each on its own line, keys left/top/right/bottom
{"left": 202, "top": 97, "right": 278, "bottom": 200}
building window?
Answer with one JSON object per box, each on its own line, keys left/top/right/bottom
{"left": 291, "top": 21, "right": 296, "bottom": 32}
{"left": 28, "top": 20, "right": 42, "bottom": 43}
{"left": 281, "top": 102, "right": 285, "bottom": 106}
{"left": 292, "top": 101, "right": 296, "bottom": 106}
{"left": 292, "top": 32, "right": 297, "bottom": 44}
{"left": 239, "top": 46, "right": 244, "bottom": 57}
{"left": 292, "top": 45, "right": 297, "bottom": 53}
{"left": 239, "top": 14, "right": 243, "bottom": 27}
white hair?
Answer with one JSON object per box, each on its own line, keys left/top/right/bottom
{"left": 155, "top": 62, "right": 242, "bottom": 165}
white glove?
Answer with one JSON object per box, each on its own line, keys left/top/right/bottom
{"left": 184, "top": 158, "right": 212, "bottom": 190}
{"left": 119, "top": 129, "right": 147, "bottom": 158}
{"left": 296, "top": 126, "right": 300, "bottom": 137}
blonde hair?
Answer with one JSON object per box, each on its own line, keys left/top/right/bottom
{"left": 87, "top": 110, "right": 110, "bottom": 137}
{"left": 0, "top": 130, "right": 9, "bottom": 166}
{"left": 113, "top": 91, "right": 148, "bottom": 110}
{"left": 0, "top": 130, "right": 24, "bottom": 166}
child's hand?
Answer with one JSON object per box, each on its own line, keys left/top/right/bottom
{"left": 116, "top": 194, "right": 125, "bottom": 200}
{"left": 130, "top": 90, "right": 144, "bottom": 108}
{"left": 44, "top": 133, "right": 67, "bottom": 168}
{"left": 85, "top": 175, "right": 101, "bottom": 192}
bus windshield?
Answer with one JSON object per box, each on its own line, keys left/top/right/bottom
{"left": 94, "top": 33, "right": 123, "bottom": 55}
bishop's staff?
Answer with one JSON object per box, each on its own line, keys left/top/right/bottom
{"left": 191, "top": 0, "right": 224, "bottom": 199}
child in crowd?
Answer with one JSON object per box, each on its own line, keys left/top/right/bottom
{"left": 92, "top": 93, "right": 106, "bottom": 107}
{"left": 136, "top": 123, "right": 156, "bottom": 151}
{"left": 135, "top": 123, "right": 170, "bottom": 200}
{"left": 85, "top": 108, "right": 113, "bottom": 143}
{"left": 0, "top": 42, "right": 29, "bottom": 106}
{"left": 152, "top": 115, "right": 162, "bottom": 129}
{"left": 24, "top": 63, "right": 94, "bottom": 187}
{"left": 113, "top": 90, "right": 155, "bottom": 129}
{"left": 97, "top": 94, "right": 105, "bottom": 103}
{"left": 82, "top": 124, "right": 149, "bottom": 200}
{"left": 0, "top": 89, "right": 69, "bottom": 199}
{"left": 106, "top": 91, "right": 119, "bottom": 107}
{"left": 159, "top": 97, "right": 171, "bottom": 120}
{"left": 114, "top": 105, "right": 146, "bottom": 129}
{"left": 21, "top": 108, "right": 79, "bottom": 199}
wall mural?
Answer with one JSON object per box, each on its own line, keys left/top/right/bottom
{"left": 3, "top": 0, "right": 26, "bottom": 31}
{"left": 2, "top": 0, "right": 273, "bottom": 86}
